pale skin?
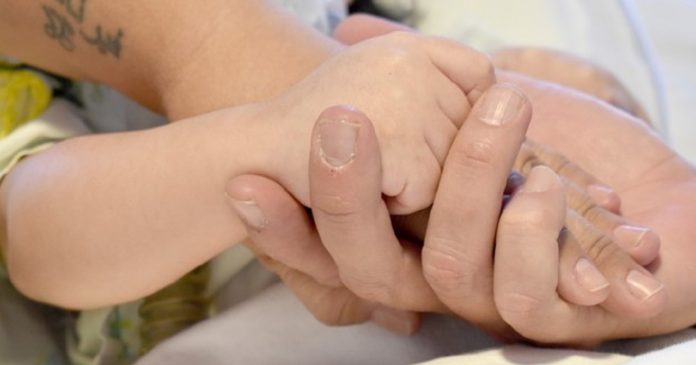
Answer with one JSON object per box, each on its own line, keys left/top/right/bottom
{"left": 0, "top": 1, "right": 663, "bottom": 343}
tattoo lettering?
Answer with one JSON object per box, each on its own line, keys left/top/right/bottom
{"left": 80, "top": 26, "right": 124, "bottom": 58}
{"left": 40, "top": 1, "right": 124, "bottom": 59}
{"left": 42, "top": 5, "right": 76, "bottom": 51}
{"left": 54, "top": 0, "right": 86, "bottom": 23}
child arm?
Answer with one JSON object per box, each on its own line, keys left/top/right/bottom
{"left": 0, "top": 105, "right": 274, "bottom": 309}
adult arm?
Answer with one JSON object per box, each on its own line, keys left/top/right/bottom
{"left": 0, "top": 0, "right": 340, "bottom": 118}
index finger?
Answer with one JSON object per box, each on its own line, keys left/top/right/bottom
{"left": 422, "top": 83, "right": 532, "bottom": 330}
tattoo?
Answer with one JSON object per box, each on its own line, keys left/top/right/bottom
{"left": 42, "top": 5, "right": 76, "bottom": 51}
{"left": 80, "top": 26, "right": 124, "bottom": 58}
{"left": 40, "top": 1, "right": 124, "bottom": 59}
{"left": 54, "top": 0, "right": 86, "bottom": 23}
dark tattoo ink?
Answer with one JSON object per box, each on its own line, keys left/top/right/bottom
{"left": 80, "top": 25, "right": 124, "bottom": 59}
{"left": 40, "top": 1, "right": 124, "bottom": 58}
{"left": 42, "top": 4, "right": 76, "bottom": 51}
{"left": 54, "top": 0, "right": 86, "bottom": 23}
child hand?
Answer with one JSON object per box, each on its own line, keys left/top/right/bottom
{"left": 260, "top": 31, "right": 494, "bottom": 214}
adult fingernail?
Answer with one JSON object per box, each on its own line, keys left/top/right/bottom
{"left": 575, "top": 258, "right": 610, "bottom": 292}
{"left": 230, "top": 199, "right": 267, "bottom": 230}
{"left": 522, "top": 165, "right": 558, "bottom": 193}
{"left": 614, "top": 225, "right": 650, "bottom": 248}
{"left": 319, "top": 119, "right": 359, "bottom": 168}
{"left": 479, "top": 83, "right": 527, "bottom": 126}
{"left": 371, "top": 308, "right": 418, "bottom": 335}
{"left": 626, "top": 270, "right": 664, "bottom": 301}
{"left": 587, "top": 184, "right": 620, "bottom": 209}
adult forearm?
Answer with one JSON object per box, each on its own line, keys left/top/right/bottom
{"left": 0, "top": 105, "right": 274, "bottom": 309}
{"left": 0, "top": 0, "right": 341, "bottom": 117}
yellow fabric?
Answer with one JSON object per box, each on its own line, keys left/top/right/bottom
{"left": 0, "top": 68, "right": 53, "bottom": 138}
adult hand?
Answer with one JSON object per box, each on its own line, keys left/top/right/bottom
{"left": 226, "top": 83, "right": 533, "bottom": 333}
{"left": 495, "top": 73, "right": 696, "bottom": 342}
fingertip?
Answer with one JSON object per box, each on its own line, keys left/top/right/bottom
{"left": 624, "top": 269, "right": 668, "bottom": 317}
{"left": 521, "top": 165, "right": 563, "bottom": 194}
{"left": 613, "top": 225, "right": 661, "bottom": 266}
{"left": 225, "top": 174, "right": 267, "bottom": 201}
{"left": 587, "top": 184, "right": 622, "bottom": 213}
{"left": 599, "top": 266, "right": 667, "bottom": 319}
{"left": 567, "top": 257, "right": 611, "bottom": 306}
{"left": 371, "top": 307, "right": 421, "bottom": 335}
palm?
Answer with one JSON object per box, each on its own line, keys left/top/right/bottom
{"left": 520, "top": 77, "right": 696, "bottom": 337}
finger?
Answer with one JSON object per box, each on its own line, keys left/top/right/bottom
{"left": 249, "top": 245, "right": 420, "bottom": 335}
{"left": 515, "top": 141, "right": 661, "bottom": 265}
{"left": 561, "top": 176, "right": 660, "bottom": 266}
{"left": 557, "top": 226, "right": 611, "bottom": 306}
{"left": 309, "top": 105, "right": 441, "bottom": 311}
{"left": 423, "top": 83, "right": 531, "bottom": 330}
{"left": 494, "top": 166, "right": 618, "bottom": 343}
{"left": 333, "top": 14, "right": 413, "bottom": 45}
{"left": 565, "top": 210, "right": 667, "bottom": 318}
{"left": 226, "top": 175, "right": 340, "bottom": 286}
{"left": 281, "top": 266, "right": 420, "bottom": 335}
{"left": 517, "top": 139, "right": 621, "bottom": 213}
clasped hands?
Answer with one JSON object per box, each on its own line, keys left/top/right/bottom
{"left": 202, "top": 20, "right": 696, "bottom": 345}
{"left": 225, "top": 67, "right": 696, "bottom": 346}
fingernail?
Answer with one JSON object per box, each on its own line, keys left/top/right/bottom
{"left": 626, "top": 270, "right": 664, "bottom": 301}
{"left": 479, "top": 84, "right": 527, "bottom": 126}
{"left": 371, "top": 308, "right": 418, "bottom": 335}
{"left": 319, "top": 119, "right": 359, "bottom": 168}
{"left": 522, "top": 165, "right": 558, "bottom": 193}
{"left": 575, "top": 258, "right": 610, "bottom": 292}
{"left": 230, "top": 199, "right": 267, "bottom": 230}
{"left": 587, "top": 184, "right": 620, "bottom": 209}
{"left": 614, "top": 225, "right": 650, "bottom": 248}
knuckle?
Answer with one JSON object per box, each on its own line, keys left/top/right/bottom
{"left": 495, "top": 291, "right": 544, "bottom": 322}
{"left": 339, "top": 271, "right": 392, "bottom": 305}
{"left": 580, "top": 231, "right": 621, "bottom": 267}
{"left": 472, "top": 52, "right": 495, "bottom": 81}
{"left": 582, "top": 204, "right": 611, "bottom": 227}
{"left": 566, "top": 186, "right": 597, "bottom": 217}
{"left": 449, "top": 139, "right": 496, "bottom": 171}
{"left": 422, "top": 242, "right": 482, "bottom": 294}
{"left": 311, "top": 192, "right": 361, "bottom": 220}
